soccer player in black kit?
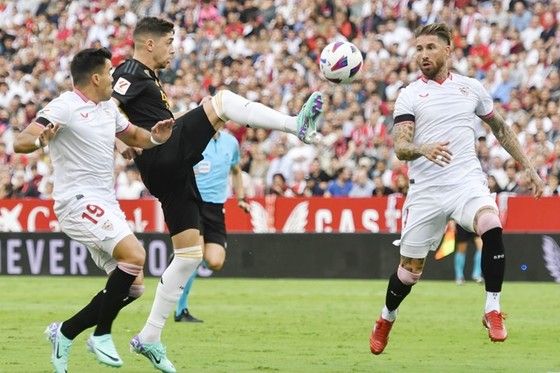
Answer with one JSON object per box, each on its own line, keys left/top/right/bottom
{"left": 111, "top": 17, "right": 323, "bottom": 373}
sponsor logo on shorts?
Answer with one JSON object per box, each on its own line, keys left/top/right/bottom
{"left": 102, "top": 220, "right": 113, "bottom": 231}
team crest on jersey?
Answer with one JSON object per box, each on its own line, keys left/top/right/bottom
{"left": 114, "top": 77, "right": 131, "bottom": 95}
{"left": 459, "top": 86, "right": 470, "bottom": 96}
{"left": 102, "top": 219, "right": 114, "bottom": 231}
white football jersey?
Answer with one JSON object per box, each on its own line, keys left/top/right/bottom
{"left": 393, "top": 73, "right": 494, "bottom": 187}
{"left": 35, "top": 89, "right": 131, "bottom": 216}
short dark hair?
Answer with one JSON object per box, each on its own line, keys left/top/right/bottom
{"left": 70, "top": 48, "right": 112, "bottom": 86}
{"left": 414, "top": 22, "right": 451, "bottom": 46}
{"left": 133, "top": 17, "right": 174, "bottom": 42}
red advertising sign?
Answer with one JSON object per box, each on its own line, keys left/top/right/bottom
{"left": 1, "top": 195, "right": 559, "bottom": 233}
{"left": 224, "top": 194, "right": 405, "bottom": 233}
{"left": 0, "top": 199, "right": 165, "bottom": 233}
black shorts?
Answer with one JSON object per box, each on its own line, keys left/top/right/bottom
{"left": 200, "top": 202, "right": 226, "bottom": 247}
{"left": 134, "top": 106, "right": 216, "bottom": 236}
{"left": 456, "top": 224, "right": 477, "bottom": 242}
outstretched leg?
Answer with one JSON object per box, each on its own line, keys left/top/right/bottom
{"left": 207, "top": 90, "right": 323, "bottom": 144}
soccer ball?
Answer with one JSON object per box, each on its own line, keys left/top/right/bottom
{"left": 319, "top": 41, "right": 363, "bottom": 84}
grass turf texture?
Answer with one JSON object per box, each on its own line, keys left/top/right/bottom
{"left": 1, "top": 277, "right": 559, "bottom": 373}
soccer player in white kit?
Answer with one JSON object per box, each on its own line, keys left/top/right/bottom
{"left": 369, "top": 23, "right": 544, "bottom": 355}
{"left": 13, "top": 48, "right": 173, "bottom": 372}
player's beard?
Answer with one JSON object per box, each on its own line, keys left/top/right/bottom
{"left": 156, "top": 55, "right": 171, "bottom": 70}
{"left": 419, "top": 58, "right": 446, "bottom": 80}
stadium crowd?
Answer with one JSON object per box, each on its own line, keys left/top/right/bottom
{"left": 0, "top": 0, "right": 559, "bottom": 201}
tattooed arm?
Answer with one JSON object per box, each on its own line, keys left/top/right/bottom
{"left": 393, "top": 121, "right": 452, "bottom": 165}
{"left": 483, "top": 111, "right": 544, "bottom": 198}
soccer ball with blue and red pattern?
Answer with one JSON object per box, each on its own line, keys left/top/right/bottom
{"left": 319, "top": 41, "right": 363, "bottom": 84}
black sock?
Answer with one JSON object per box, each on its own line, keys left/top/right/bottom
{"left": 60, "top": 290, "right": 103, "bottom": 340}
{"left": 94, "top": 267, "right": 136, "bottom": 336}
{"left": 61, "top": 285, "right": 140, "bottom": 340}
{"left": 385, "top": 272, "right": 413, "bottom": 311}
{"left": 481, "top": 227, "right": 505, "bottom": 293}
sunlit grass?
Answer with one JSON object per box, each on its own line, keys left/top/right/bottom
{"left": 1, "top": 277, "right": 559, "bottom": 372}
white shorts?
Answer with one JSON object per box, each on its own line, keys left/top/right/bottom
{"left": 58, "top": 196, "right": 133, "bottom": 274}
{"left": 399, "top": 182, "right": 497, "bottom": 259}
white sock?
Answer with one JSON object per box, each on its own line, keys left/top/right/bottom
{"left": 485, "top": 291, "right": 501, "bottom": 313}
{"left": 138, "top": 246, "right": 202, "bottom": 343}
{"left": 381, "top": 306, "right": 397, "bottom": 322}
{"left": 212, "top": 90, "right": 297, "bottom": 135}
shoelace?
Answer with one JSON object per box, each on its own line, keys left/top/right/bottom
{"left": 141, "top": 341, "right": 167, "bottom": 356}
{"left": 375, "top": 319, "right": 392, "bottom": 337}
{"left": 487, "top": 312, "right": 507, "bottom": 328}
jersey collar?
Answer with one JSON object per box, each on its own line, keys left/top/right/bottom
{"left": 132, "top": 58, "right": 158, "bottom": 80}
{"left": 420, "top": 72, "right": 453, "bottom": 85}
{"left": 73, "top": 88, "right": 95, "bottom": 104}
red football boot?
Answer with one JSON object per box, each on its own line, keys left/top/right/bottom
{"left": 370, "top": 316, "right": 395, "bottom": 354}
{"left": 482, "top": 310, "right": 508, "bottom": 342}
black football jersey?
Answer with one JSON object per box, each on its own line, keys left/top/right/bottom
{"left": 112, "top": 59, "right": 174, "bottom": 130}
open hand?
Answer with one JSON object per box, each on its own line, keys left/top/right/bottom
{"left": 150, "top": 118, "right": 174, "bottom": 144}
{"left": 39, "top": 123, "right": 59, "bottom": 146}
{"left": 526, "top": 168, "right": 544, "bottom": 199}
{"left": 423, "top": 141, "right": 453, "bottom": 167}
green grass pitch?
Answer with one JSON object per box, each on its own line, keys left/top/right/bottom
{"left": 1, "top": 276, "right": 559, "bottom": 372}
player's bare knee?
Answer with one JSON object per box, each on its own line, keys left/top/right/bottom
{"left": 125, "top": 249, "right": 145, "bottom": 267}
{"left": 476, "top": 212, "right": 502, "bottom": 236}
{"left": 128, "top": 284, "right": 145, "bottom": 298}
{"left": 173, "top": 229, "right": 201, "bottom": 249}
{"left": 117, "top": 262, "right": 143, "bottom": 277}
{"left": 205, "top": 258, "right": 224, "bottom": 271}
{"left": 397, "top": 265, "right": 422, "bottom": 285}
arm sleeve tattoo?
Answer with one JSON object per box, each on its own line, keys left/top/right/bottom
{"left": 483, "top": 112, "right": 533, "bottom": 169}
{"left": 392, "top": 121, "right": 424, "bottom": 161}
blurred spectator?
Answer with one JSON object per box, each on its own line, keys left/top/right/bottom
{"left": 520, "top": 15, "right": 544, "bottom": 51}
{"left": 10, "top": 169, "right": 39, "bottom": 198}
{"left": 544, "top": 172, "right": 560, "bottom": 196}
{"left": 324, "top": 167, "right": 353, "bottom": 198}
{"left": 306, "top": 158, "right": 330, "bottom": 196}
{"left": 0, "top": 141, "right": 10, "bottom": 165}
{"left": 265, "top": 142, "right": 291, "bottom": 187}
{"left": 38, "top": 177, "right": 54, "bottom": 200}
{"left": 503, "top": 160, "right": 522, "bottom": 193}
{"left": 357, "top": 156, "right": 374, "bottom": 178}
{"left": 491, "top": 69, "right": 515, "bottom": 104}
{"left": 371, "top": 159, "right": 392, "bottom": 188}
{"left": 349, "top": 168, "right": 374, "bottom": 197}
{"left": 487, "top": 155, "right": 508, "bottom": 189}
{"left": 393, "top": 174, "right": 410, "bottom": 195}
{"left": 372, "top": 174, "right": 394, "bottom": 197}
{"left": 487, "top": 174, "right": 503, "bottom": 195}
{"left": 511, "top": 1, "right": 533, "bottom": 32}
{"left": 284, "top": 140, "right": 317, "bottom": 179}
{"left": 0, "top": 0, "right": 559, "bottom": 201}
{"left": 248, "top": 147, "right": 269, "bottom": 196}
{"left": 116, "top": 165, "right": 146, "bottom": 199}
{"left": 290, "top": 167, "right": 308, "bottom": 196}
{"left": 267, "top": 172, "right": 294, "bottom": 197}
